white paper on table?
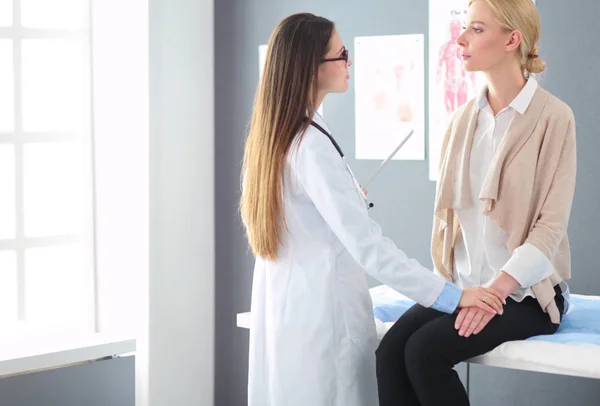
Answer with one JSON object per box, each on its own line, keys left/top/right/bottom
{"left": 258, "top": 44, "right": 323, "bottom": 116}
{"left": 428, "top": 0, "right": 536, "bottom": 180}
{"left": 354, "top": 34, "right": 425, "bottom": 161}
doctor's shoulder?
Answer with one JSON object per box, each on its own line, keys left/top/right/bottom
{"left": 289, "top": 124, "right": 342, "bottom": 165}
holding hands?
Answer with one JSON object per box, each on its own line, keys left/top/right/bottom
{"left": 455, "top": 273, "right": 518, "bottom": 337}
{"left": 455, "top": 307, "right": 496, "bottom": 337}
{"left": 456, "top": 286, "right": 506, "bottom": 337}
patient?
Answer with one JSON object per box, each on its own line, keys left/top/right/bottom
{"left": 375, "top": 1, "right": 576, "bottom": 405}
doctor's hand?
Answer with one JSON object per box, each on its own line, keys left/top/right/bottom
{"left": 458, "top": 286, "right": 505, "bottom": 315}
{"left": 455, "top": 307, "right": 495, "bottom": 337}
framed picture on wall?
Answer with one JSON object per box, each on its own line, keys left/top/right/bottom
{"left": 354, "top": 34, "right": 425, "bottom": 161}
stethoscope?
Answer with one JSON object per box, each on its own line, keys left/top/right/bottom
{"left": 309, "top": 120, "right": 374, "bottom": 210}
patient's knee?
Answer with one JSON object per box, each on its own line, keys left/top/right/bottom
{"left": 405, "top": 329, "right": 455, "bottom": 378}
{"left": 404, "top": 333, "right": 436, "bottom": 375}
{"left": 375, "top": 330, "right": 406, "bottom": 363}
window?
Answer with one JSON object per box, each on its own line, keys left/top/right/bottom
{"left": 0, "top": 0, "right": 95, "bottom": 336}
{"left": 0, "top": 0, "right": 146, "bottom": 376}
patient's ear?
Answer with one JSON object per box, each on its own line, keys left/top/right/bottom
{"left": 504, "top": 29, "right": 522, "bottom": 53}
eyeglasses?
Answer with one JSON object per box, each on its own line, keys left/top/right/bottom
{"left": 321, "top": 47, "right": 349, "bottom": 64}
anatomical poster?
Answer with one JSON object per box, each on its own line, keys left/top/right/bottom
{"left": 354, "top": 34, "right": 425, "bottom": 161}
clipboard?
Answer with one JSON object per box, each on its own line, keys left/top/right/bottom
{"left": 362, "top": 129, "right": 415, "bottom": 189}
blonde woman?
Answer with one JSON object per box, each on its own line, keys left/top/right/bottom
{"left": 376, "top": 1, "right": 576, "bottom": 405}
{"left": 240, "top": 12, "right": 503, "bottom": 406}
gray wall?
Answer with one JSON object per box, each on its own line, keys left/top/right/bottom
{"left": 215, "top": 1, "right": 600, "bottom": 405}
{"left": 0, "top": 356, "right": 134, "bottom": 406}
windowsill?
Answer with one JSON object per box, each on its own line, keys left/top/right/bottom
{"left": 0, "top": 334, "right": 136, "bottom": 378}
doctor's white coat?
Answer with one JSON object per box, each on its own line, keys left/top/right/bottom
{"left": 247, "top": 114, "right": 449, "bottom": 406}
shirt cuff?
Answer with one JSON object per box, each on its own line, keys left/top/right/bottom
{"left": 502, "top": 243, "right": 555, "bottom": 288}
{"left": 430, "top": 281, "right": 461, "bottom": 314}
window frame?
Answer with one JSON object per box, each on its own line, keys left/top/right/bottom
{"left": 0, "top": 0, "right": 148, "bottom": 374}
{"left": 0, "top": 0, "right": 97, "bottom": 336}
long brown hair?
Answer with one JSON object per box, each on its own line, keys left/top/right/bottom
{"left": 240, "top": 13, "right": 334, "bottom": 261}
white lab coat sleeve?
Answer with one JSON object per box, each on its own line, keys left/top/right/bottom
{"left": 294, "top": 134, "right": 458, "bottom": 310}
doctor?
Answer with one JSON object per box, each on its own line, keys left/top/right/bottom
{"left": 240, "top": 13, "right": 504, "bottom": 406}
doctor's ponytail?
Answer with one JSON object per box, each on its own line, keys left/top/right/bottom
{"left": 240, "top": 13, "right": 334, "bottom": 261}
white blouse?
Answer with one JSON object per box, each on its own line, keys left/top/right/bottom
{"left": 452, "top": 77, "right": 569, "bottom": 310}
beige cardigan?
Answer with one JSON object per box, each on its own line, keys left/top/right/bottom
{"left": 432, "top": 86, "right": 577, "bottom": 324}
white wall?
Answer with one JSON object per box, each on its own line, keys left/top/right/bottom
{"left": 91, "top": 1, "right": 149, "bottom": 404}
{"left": 145, "top": 0, "right": 215, "bottom": 405}
{"left": 91, "top": 0, "right": 149, "bottom": 339}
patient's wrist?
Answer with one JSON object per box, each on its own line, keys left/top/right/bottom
{"left": 489, "top": 272, "right": 520, "bottom": 299}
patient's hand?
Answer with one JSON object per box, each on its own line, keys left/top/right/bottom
{"left": 458, "top": 286, "right": 505, "bottom": 314}
{"left": 455, "top": 307, "right": 495, "bottom": 337}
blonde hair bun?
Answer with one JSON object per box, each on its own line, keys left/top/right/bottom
{"left": 525, "top": 53, "right": 546, "bottom": 74}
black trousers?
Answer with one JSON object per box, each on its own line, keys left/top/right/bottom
{"left": 375, "top": 286, "right": 564, "bottom": 406}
